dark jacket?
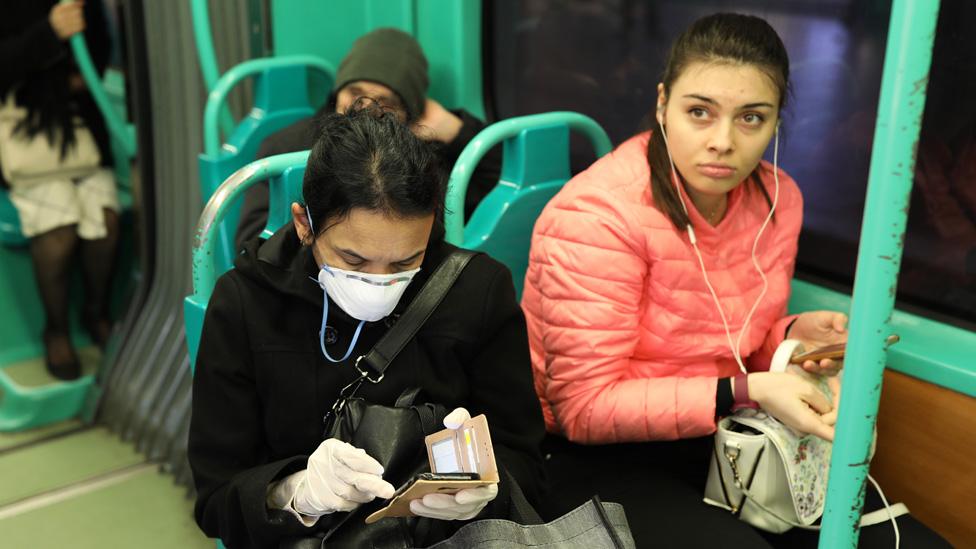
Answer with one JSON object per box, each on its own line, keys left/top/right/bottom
{"left": 188, "top": 225, "right": 546, "bottom": 548}
{"left": 0, "top": 0, "right": 112, "bottom": 186}
{"left": 234, "top": 106, "right": 502, "bottom": 250}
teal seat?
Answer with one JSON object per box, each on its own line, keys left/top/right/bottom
{"left": 0, "top": 191, "right": 27, "bottom": 247}
{"left": 197, "top": 56, "right": 334, "bottom": 279}
{"left": 444, "top": 112, "right": 612, "bottom": 298}
{"left": 185, "top": 152, "right": 309, "bottom": 369}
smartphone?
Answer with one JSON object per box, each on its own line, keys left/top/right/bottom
{"left": 390, "top": 472, "right": 481, "bottom": 499}
{"left": 788, "top": 334, "right": 899, "bottom": 364}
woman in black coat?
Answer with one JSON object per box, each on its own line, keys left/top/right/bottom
{"left": 188, "top": 107, "right": 546, "bottom": 548}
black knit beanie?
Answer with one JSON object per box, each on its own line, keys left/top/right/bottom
{"left": 334, "top": 28, "right": 429, "bottom": 121}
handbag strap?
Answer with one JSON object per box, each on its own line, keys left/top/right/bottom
{"left": 735, "top": 483, "right": 910, "bottom": 531}
{"left": 357, "top": 249, "right": 477, "bottom": 380}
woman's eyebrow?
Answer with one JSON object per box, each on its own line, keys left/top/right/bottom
{"left": 682, "top": 94, "right": 775, "bottom": 110}
{"left": 683, "top": 93, "right": 718, "bottom": 105}
{"left": 337, "top": 248, "right": 368, "bottom": 262}
{"left": 337, "top": 248, "right": 425, "bottom": 264}
{"left": 395, "top": 250, "right": 425, "bottom": 264}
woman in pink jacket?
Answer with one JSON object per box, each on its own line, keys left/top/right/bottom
{"left": 523, "top": 12, "right": 947, "bottom": 549}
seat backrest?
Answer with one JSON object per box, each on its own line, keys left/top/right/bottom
{"left": 198, "top": 57, "right": 334, "bottom": 277}
{"left": 263, "top": 165, "right": 307, "bottom": 238}
{"left": 444, "top": 112, "right": 612, "bottom": 299}
{"left": 185, "top": 151, "right": 310, "bottom": 369}
{"left": 0, "top": 192, "right": 27, "bottom": 246}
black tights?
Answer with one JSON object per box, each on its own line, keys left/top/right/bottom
{"left": 29, "top": 209, "right": 119, "bottom": 369}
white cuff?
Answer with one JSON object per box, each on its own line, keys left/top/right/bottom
{"left": 266, "top": 470, "right": 320, "bottom": 527}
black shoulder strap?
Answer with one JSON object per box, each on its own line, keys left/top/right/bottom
{"left": 359, "top": 249, "right": 477, "bottom": 377}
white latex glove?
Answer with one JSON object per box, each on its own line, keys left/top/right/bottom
{"left": 407, "top": 407, "right": 498, "bottom": 520}
{"left": 409, "top": 483, "right": 499, "bottom": 520}
{"left": 292, "top": 438, "right": 395, "bottom": 516}
{"left": 443, "top": 406, "right": 472, "bottom": 429}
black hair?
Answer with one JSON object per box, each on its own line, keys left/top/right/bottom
{"left": 647, "top": 13, "right": 791, "bottom": 229}
{"left": 0, "top": 1, "right": 113, "bottom": 159}
{"left": 302, "top": 104, "right": 444, "bottom": 238}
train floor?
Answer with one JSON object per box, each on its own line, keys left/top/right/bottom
{"left": 0, "top": 380, "right": 211, "bottom": 548}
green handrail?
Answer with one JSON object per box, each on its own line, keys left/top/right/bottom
{"left": 189, "top": 0, "right": 234, "bottom": 137}
{"left": 69, "top": 27, "right": 136, "bottom": 157}
{"left": 191, "top": 151, "right": 310, "bottom": 302}
{"left": 202, "top": 55, "right": 335, "bottom": 156}
{"left": 444, "top": 112, "right": 613, "bottom": 245}
{"left": 818, "top": 0, "right": 940, "bottom": 546}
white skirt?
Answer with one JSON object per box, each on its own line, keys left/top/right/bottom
{"left": 8, "top": 167, "right": 119, "bottom": 239}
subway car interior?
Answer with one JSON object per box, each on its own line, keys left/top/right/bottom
{"left": 0, "top": 0, "right": 973, "bottom": 547}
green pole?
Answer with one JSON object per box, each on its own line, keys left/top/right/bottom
{"left": 818, "top": 0, "right": 940, "bottom": 546}
{"left": 67, "top": 6, "right": 136, "bottom": 156}
{"left": 189, "top": 0, "right": 235, "bottom": 138}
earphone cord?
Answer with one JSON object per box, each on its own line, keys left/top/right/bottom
{"left": 658, "top": 119, "right": 780, "bottom": 374}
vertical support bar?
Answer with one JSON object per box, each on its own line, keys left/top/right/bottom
{"left": 66, "top": 4, "right": 136, "bottom": 156}
{"left": 818, "top": 0, "right": 940, "bottom": 547}
{"left": 189, "top": 0, "right": 235, "bottom": 137}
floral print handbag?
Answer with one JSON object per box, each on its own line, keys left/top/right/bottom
{"left": 703, "top": 402, "right": 907, "bottom": 533}
{"left": 704, "top": 408, "right": 832, "bottom": 533}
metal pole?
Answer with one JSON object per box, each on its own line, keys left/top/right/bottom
{"left": 818, "top": 0, "right": 940, "bottom": 546}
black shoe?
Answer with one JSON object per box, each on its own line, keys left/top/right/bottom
{"left": 42, "top": 330, "right": 81, "bottom": 381}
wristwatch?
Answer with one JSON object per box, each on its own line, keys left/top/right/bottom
{"left": 732, "top": 372, "right": 759, "bottom": 411}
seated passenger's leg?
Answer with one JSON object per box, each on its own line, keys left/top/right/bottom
{"left": 29, "top": 224, "right": 81, "bottom": 379}
{"left": 77, "top": 169, "right": 121, "bottom": 348}
{"left": 79, "top": 207, "right": 119, "bottom": 348}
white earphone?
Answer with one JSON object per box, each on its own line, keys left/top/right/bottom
{"left": 656, "top": 108, "right": 781, "bottom": 373}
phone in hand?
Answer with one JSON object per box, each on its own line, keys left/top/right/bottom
{"left": 390, "top": 472, "right": 481, "bottom": 499}
{"left": 788, "top": 334, "right": 900, "bottom": 364}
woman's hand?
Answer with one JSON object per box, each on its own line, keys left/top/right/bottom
{"left": 819, "top": 376, "right": 843, "bottom": 427}
{"left": 292, "top": 439, "right": 395, "bottom": 516}
{"left": 407, "top": 407, "right": 499, "bottom": 520}
{"left": 748, "top": 371, "right": 836, "bottom": 441}
{"left": 49, "top": 1, "right": 86, "bottom": 41}
{"left": 787, "top": 311, "right": 848, "bottom": 376}
{"left": 411, "top": 98, "right": 463, "bottom": 144}
{"left": 409, "top": 484, "right": 498, "bottom": 520}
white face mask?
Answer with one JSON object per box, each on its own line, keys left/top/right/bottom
{"left": 316, "top": 263, "right": 420, "bottom": 322}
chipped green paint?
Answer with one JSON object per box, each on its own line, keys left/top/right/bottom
{"left": 190, "top": 152, "right": 310, "bottom": 302}
{"left": 818, "top": 0, "right": 941, "bottom": 546}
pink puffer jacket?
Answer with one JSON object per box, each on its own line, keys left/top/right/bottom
{"left": 522, "top": 132, "right": 801, "bottom": 444}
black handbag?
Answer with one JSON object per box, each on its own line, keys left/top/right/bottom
{"left": 282, "top": 250, "right": 477, "bottom": 549}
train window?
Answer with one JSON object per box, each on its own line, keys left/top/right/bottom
{"left": 488, "top": 0, "right": 976, "bottom": 327}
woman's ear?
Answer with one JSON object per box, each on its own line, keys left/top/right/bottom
{"left": 655, "top": 83, "right": 667, "bottom": 126}
{"left": 291, "top": 202, "right": 312, "bottom": 244}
